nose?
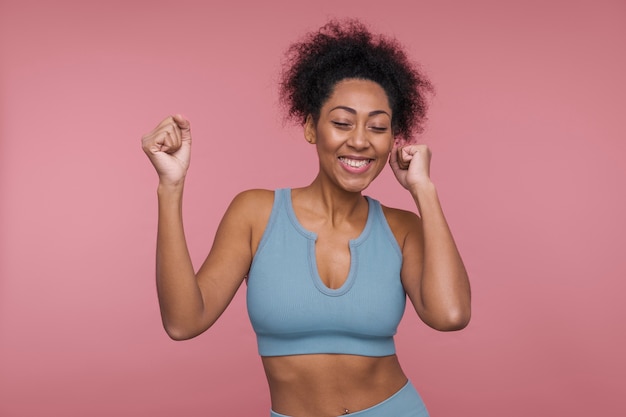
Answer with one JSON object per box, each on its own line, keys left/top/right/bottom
{"left": 347, "top": 125, "right": 370, "bottom": 150}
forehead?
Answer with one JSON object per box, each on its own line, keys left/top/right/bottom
{"left": 323, "top": 79, "right": 391, "bottom": 113}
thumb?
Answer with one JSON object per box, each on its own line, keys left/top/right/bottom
{"left": 392, "top": 146, "right": 412, "bottom": 170}
{"left": 172, "top": 114, "right": 192, "bottom": 141}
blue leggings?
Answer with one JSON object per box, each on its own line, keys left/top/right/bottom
{"left": 270, "top": 380, "right": 429, "bottom": 417}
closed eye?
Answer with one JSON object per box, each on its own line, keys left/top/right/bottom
{"left": 369, "top": 126, "right": 388, "bottom": 132}
{"left": 332, "top": 121, "right": 352, "bottom": 129}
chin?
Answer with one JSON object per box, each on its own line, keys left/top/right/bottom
{"left": 338, "top": 179, "right": 373, "bottom": 193}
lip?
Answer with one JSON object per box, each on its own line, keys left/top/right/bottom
{"left": 338, "top": 156, "right": 374, "bottom": 173}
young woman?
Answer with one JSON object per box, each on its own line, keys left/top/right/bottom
{"left": 142, "top": 19, "right": 470, "bottom": 417}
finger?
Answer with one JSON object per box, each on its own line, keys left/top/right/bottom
{"left": 142, "top": 116, "right": 171, "bottom": 143}
{"left": 169, "top": 129, "right": 184, "bottom": 154}
{"left": 167, "top": 122, "right": 182, "bottom": 146}
{"left": 172, "top": 114, "right": 192, "bottom": 143}
{"left": 142, "top": 128, "right": 168, "bottom": 154}
{"left": 398, "top": 147, "right": 412, "bottom": 170}
{"left": 400, "top": 145, "right": 419, "bottom": 157}
{"left": 160, "top": 130, "right": 174, "bottom": 152}
{"left": 408, "top": 144, "right": 432, "bottom": 159}
{"left": 172, "top": 114, "right": 189, "bottom": 129}
{"left": 156, "top": 125, "right": 173, "bottom": 150}
{"left": 153, "top": 115, "right": 175, "bottom": 132}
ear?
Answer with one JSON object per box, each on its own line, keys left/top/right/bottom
{"left": 304, "top": 115, "right": 317, "bottom": 144}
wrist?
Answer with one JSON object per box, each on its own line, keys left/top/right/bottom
{"left": 408, "top": 178, "right": 436, "bottom": 196}
{"left": 157, "top": 180, "right": 185, "bottom": 197}
{"left": 408, "top": 180, "right": 438, "bottom": 213}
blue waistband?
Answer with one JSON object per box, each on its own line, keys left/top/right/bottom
{"left": 270, "top": 380, "right": 429, "bottom": 417}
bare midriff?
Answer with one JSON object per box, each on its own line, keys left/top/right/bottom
{"left": 262, "top": 354, "right": 407, "bottom": 417}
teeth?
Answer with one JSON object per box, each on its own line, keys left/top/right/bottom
{"left": 339, "top": 157, "right": 371, "bottom": 168}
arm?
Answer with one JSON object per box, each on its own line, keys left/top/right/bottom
{"left": 142, "top": 116, "right": 252, "bottom": 340}
{"left": 389, "top": 145, "right": 471, "bottom": 331}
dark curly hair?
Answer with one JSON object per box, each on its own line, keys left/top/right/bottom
{"left": 279, "top": 19, "right": 433, "bottom": 143}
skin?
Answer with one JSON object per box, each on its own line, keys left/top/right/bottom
{"left": 142, "top": 79, "right": 471, "bottom": 417}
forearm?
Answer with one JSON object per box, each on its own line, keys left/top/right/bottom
{"left": 410, "top": 181, "right": 471, "bottom": 330}
{"left": 155, "top": 183, "right": 206, "bottom": 339}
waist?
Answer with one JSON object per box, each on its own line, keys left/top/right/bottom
{"left": 263, "top": 354, "right": 407, "bottom": 416}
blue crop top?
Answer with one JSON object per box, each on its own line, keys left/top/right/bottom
{"left": 246, "top": 189, "right": 406, "bottom": 357}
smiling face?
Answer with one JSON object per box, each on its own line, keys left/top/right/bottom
{"left": 305, "top": 78, "right": 394, "bottom": 193}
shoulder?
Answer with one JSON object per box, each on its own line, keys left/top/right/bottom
{"left": 225, "top": 190, "right": 276, "bottom": 252}
{"left": 226, "top": 189, "right": 275, "bottom": 220}
{"left": 230, "top": 188, "right": 275, "bottom": 207}
{"left": 380, "top": 204, "right": 422, "bottom": 250}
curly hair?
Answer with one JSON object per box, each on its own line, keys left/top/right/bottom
{"left": 279, "top": 19, "right": 433, "bottom": 143}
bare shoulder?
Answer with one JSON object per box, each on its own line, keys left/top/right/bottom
{"left": 380, "top": 204, "right": 422, "bottom": 250}
{"left": 227, "top": 189, "right": 275, "bottom": 254}
{"left": 225, "top": 188, "right": 274, "bottom": 225}
{"left": 229, "top": 188, "right": 274, "bottom": 210}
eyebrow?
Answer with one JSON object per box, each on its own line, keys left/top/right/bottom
{"left": 329, "top": 106, "right": 391, "bottom": 118}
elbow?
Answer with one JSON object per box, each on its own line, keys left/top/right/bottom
{"left": 428, "top": 307, "right": 471, "bottom": 332}
{"left": 162, "top": 321, "right": 204, "bottom": 341}
{"left": 165, "top": 327, "right": 193, "bottom": 342}
{"left": 165, "top": 328, "right": 195, "bottom": 341}
{"left": 160, "top": 309, "right": 213, "bottom": 341}
{"left": 441, "top": 312, "right": 471, "bottom": 331}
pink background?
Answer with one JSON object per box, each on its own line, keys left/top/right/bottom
{"left": 1, "top": 0, "right": 625, "bottom": 415}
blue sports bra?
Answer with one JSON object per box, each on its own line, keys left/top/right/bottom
{"left": 246, "top": 189, "right": 406, "bottom": 357}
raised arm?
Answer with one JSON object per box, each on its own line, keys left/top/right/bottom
{"left": 389, "top": 144, "right": 471, "bottom": 331}
{"left": 142, "top": 115, "right": 253, "bottom": 340}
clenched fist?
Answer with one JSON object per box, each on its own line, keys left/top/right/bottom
{"left": 142, "top": 114, "right": 192, "bottom": 186}
{"left": 389, "top": 144, "right": 432, "bottom": 191}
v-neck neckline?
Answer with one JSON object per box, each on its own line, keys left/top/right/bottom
{"left": 284, "top": 188, "right": 374, "bottom": 296}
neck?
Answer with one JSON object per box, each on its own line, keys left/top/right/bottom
{"left": 296, "top": 176, "right": 368, "bottom": 225}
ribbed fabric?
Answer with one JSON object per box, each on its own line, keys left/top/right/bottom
{"left": 247, "top": 188, "right": 406, "bottom": 357}
{"left": 270, "top": 380, "right": 429, "bottom": 417}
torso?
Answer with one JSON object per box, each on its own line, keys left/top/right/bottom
{"left": 246, "top": 187, "right": 412, "bottom": 416}
{"left": 262, "top": 354, "right": 407, "bottom": 417}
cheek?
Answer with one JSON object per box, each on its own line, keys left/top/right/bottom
{"left": 383, "top": 136, "right": 395, "bottom": 153}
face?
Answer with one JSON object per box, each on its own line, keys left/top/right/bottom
{"left": 305, "top": 78, "right": 394, "bottom": 193}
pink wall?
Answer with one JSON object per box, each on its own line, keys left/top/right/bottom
{"left": 1, "top": 0, "right": 625, "bottom": 415}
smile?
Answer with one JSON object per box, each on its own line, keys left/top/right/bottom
{"left": 338, "top": 157, "right": 373, "bottom": 169}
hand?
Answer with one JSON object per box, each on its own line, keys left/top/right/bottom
{"left": 389, "top": 144, "right": 432, "bottom": 191}
{"left": 142, "top": 115, "right": 192, "bottom": 186}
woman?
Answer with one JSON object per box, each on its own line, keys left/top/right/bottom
{"left": 142, "top": 19, "right": 470, "bottom": 417}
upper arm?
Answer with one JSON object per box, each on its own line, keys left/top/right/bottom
{"left": 195, "top": 189, "right": 274, "bottom": 329}
{"left": 382, "top": 206, "right": 427, "bottom": 320}
{"left": 384, "top": 204, "right": 471, "bottom": 331}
